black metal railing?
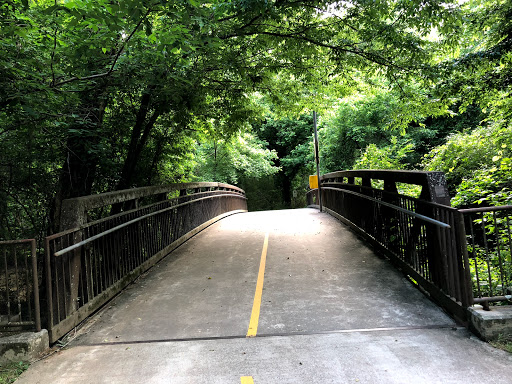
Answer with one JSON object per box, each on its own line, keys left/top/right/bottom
{"left": 0, "top": 239, "right": 41, "bottom": 332}
{"left": 460, "top": 206, "right": 512, "bottom": 309}
{"left": 45, "top": 183, "right": 247, "bottom": 342}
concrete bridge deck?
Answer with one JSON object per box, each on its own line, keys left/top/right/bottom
{"left": 18, "top": 209, "right": 512, "bottom": 383}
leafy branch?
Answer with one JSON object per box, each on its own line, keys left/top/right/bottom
{"left": 51, "top": 8, "right": 152, "bottom": 88}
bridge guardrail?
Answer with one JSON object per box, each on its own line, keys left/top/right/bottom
{"left": 460, "top": 206, "right": 512, "bottom": 309}
{"left": 45, "top": 183, "right": 247, "bottom": 343}
{"left": 0, "top": 239, "right": 41, "bottom": 332}
{"left": 307, "top": 170, "right": 473, "bottom": 322}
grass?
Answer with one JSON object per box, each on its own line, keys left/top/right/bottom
{"left": 0, "top": 362, "right": 29, "bottom": 384}
{"left": 490, "top": 334, "right": 512, "bottom": 354}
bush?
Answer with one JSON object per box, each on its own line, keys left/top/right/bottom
{"left": 424, "top": 122, "right": 512, "bottom": 207}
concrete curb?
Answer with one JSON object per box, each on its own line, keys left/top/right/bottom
{"left": 469, "top": 305, "right": 512, "bottom": 341}
{"left": 0, "top": 330, "right": 49, "bottom": 364}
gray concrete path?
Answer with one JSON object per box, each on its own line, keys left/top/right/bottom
{"left": 17, "top": 209, "right": 512, "bottom": 383}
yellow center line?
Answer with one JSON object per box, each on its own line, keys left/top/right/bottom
{"left": 240, "top": 376, "right": 254, "bottom": 384}
{"left": 246, "top": 232, "right": 269, "bottom": 337}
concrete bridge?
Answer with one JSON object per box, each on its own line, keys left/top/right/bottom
{"left": 3, "top": 170, "right": 512, "bottom": 382}
{"left": 17, "top": 208, "right": 512, "bottom": 383}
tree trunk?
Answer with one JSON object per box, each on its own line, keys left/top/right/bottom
{"left": 52, "top": 91, "right": 107, "bottom": 232}
{"left": 51, "top": 89, "right": 107, "bottom": 313}
{"left": 115, "top": 91, "right": 162, "bottom": 192}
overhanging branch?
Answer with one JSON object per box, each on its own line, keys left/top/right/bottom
{"left": 52, "top": 8, "right": 152, "bottom": 88}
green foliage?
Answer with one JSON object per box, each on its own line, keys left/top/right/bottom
{"left": 240, "top": 176, "right": 289, "bottom": 211}
{"left": 465, "top": 206, "right": 512, "bottom": 301}
{"left": 253, "top": 114, "right": 315, "bottom": 206}
{"left": 318, "top": 86, "right": 485, "bottom": 174}
{"left": 453, "top": 159, "right": 512, "bottom": 208}
{"left": 0, "top": 361, "right": 29, "bottom": 384}
{"left": 319, "top": 91, "right": 403, "bottom": 172}
{"left": 490, "top": 334, "right": 512, "bottom": 354}
{"left": 424, "top": 123, "right": 512, "bottom": 206}
{"left": 290, "top": 165, "right": 316, "bottom": 208}
{"left": 256, "top": 115, "right": 314, "bottom": 176}
{"left": 423, "top": 126, "right": 495, "bottom": 185}
{"left": 434, "top": 0, "right": 512, "bottom": 125}
{"left": 354, "top": 137, "right": 414, "bottom": 170}
{"left": 469, "top": 241, "right": 512, "bottom": 298}
{"left": 349, "top": 136, "right": 421, "bottom": 197}
{"left": 193, "top": 131, "right": 279, "bottom": 185}
{"left": 1, "top": 0, "right": 505, "bottom": 238}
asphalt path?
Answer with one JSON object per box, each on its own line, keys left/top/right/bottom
{"left": 17, "top": 208, "right": 512, "bottom": 383}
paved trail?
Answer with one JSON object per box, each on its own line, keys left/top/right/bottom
{"left": 18, "top": 209, "right": 512, "bottom": 383}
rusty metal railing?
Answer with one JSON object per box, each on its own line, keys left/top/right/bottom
{"left": 0, "top": 239, "right": 41, "bottom": 332}
{"left": 59, "top": 182, "right": 245, "bottom": 230}
{"left": 45, "top": 184, "right": 247, "bottom": 343}
{"left": 460, "top": 206, "right": 512, "bottom": 309}
{"left": 307, "top": 170, "right": 473, "bottom": 321}
{"left": 319, "top": 170, "right": 451, "bottom": 205}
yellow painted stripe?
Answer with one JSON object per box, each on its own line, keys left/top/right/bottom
{"left": 241, "top": 376, "right": 254, "bottom": 384}
{"left": 246, "top": 232, "right": 269, "bottom": 337}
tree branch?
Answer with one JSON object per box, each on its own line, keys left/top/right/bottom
{"left": 50, "top": 18, "right": 57, "bottom": 87}
{"left": 221, "top": 29, "right": 405, "bottom": 70}
{"left": 52, "top": 8, "right": 152, "bottom": 88}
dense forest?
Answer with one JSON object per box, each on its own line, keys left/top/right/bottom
{"left": 1, "top": 0, "right": 511, "bottom": 243}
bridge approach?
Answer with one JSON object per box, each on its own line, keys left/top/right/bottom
{"left": 3, "top": 170, "right": 512, "bottom": 382}
{"left": 17, "top": 208, "right": 512, "bottom": 383}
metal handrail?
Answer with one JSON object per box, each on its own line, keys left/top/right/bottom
{"left": 461, "top": 206, "right": 512, "bottom": 307}
{"left": 459, "top": 205, "right": 512, "bottom": 213}
{"left": 59, "top": 182, "right": 245, "bottom": 230}
{"left": 0, "top": 239, "right": 41, "bottom": 331}
{"left": 320, "top": 181, "right": 458, "bottom": 211}
{"left": 45, "top": 186, "right": 248, "bottom": 343}
{"left": 309, "top": 181, "right": 474, "bottom": 320}
{"left": 319, "top": 187, "right": 451, "bottom": 228}
{"left": 54, "top": 193, "right": 246, "bottom": 257}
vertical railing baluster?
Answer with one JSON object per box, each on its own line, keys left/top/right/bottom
{"left": 38, "top": 184, "right": 246, "bottom": 343}
{"left": 93, "top": 237, "right": 99, "bottom": 297}
{"left": 54, "top": 240, "right": 61, "bottom": 323}
{"left": 24, "top": 245, "right": 32, "bottom": 322}
{"left": 13, "top": 247, "right": 21, "bottom": 319}
{"left": 468, "top": 215, "right": 481, "bottom": 296}
{"left": 4, "top": 248, "right": 10, "bottom": 321}
{"left": 62, "top": 244, "right": 69, "bottom": 317}
{"left": 29, "top": 240, "right": 41, "bottom": 331}
{"left": 99, "top": 232, "right": 105, "bottom": 293}
{"left": 506, "top": 215, "right": 512, "bottom": 290}
{"left": 493, "top": 211, "right": 506, "bottom": 295}
{"left": 85, "top": 245, "right": 92, "bottom": 303}
{"left": 481, "top": 212, "right": 493, "bottom": 297}
{"left": 107, "top": 220, "right": 114, "bottom": 285}
{"left": 45, "top": 237, "right": 54, "bottom": 332}
{"left": 422, "top": 223, "right": 429, "bottom": 281}
{"left": 449, "top": 212, "right": 462, "bottom": 302}
{"left": 120, "top": 221, "right": 127, "bottom": 277}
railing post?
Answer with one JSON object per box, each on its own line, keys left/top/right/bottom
{"left": 0, "top": 240, "right": 41, "bottom": 332}
{"left": 30, "top": 239, "right": 41, "bottom": 332}
{"left": 311, "top": 169, "right": 476, "bottom": 320}
{"left": 455, "top": 210, "right": 475, "bottom": 308}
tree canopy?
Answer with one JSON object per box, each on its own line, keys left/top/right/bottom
{"left": 1, "top": 0, "right": 511, "bottom": 239}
